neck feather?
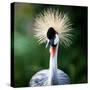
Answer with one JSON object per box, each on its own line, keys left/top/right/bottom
{"left": 48, "top": 45, "right": 58, "bottom": 85}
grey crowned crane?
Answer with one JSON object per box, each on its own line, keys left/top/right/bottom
{"left": 29, "top": 8, "right": 73, "bottom": 86}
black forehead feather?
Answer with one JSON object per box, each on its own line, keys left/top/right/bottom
{"left": 47, "top": 27, "right": 56, "bottom": 39}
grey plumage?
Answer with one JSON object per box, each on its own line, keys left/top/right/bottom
{"left": 29, "top": 69, "right": 70, "bottom": 87}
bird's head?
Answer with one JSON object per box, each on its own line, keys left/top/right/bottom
{"left": 34, "top": 8, "right": 73, "bottom": 48}
{"left": 46, "top": 27, "right": 59, "bottom": 48}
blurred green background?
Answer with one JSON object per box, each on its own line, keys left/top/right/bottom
{"left": 13, "top": 2, "right": 87, "bottom": 87}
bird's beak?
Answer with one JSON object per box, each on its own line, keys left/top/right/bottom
{"left": 46, "top": 34, "right": 59, "bottom": 48}
{"left": 46, "top": 38, "right": 55, "bottom": 48}
{"left": 46, "top": 40, "right": 49, "bottom": 48}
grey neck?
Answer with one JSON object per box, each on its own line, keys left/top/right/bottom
{"left": 48, "top": 45, "right": 58, "bottom": 85}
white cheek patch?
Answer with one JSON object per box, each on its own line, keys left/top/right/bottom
{"left": 54, "top": 34, "right": 59, "bottom": 45}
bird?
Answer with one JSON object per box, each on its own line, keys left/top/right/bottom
{"left": 29, "top": 8, "right": 73, "bottom": 87}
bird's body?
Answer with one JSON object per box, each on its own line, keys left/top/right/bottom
{"left": 29, "top": 44, "right": 70, "bottom": 86}
{"left": 29, "top": 69, "right": 70, "bottom": 86}
{"left": 29, "top": 8, "right": 73, "bottom": 86}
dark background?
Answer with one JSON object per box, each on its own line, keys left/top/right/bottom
{"left": 12, "top": 2, "right": 88, "bottom": 87}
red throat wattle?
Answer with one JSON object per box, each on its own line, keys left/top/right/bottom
{"left": 50, "top": 47, "right": 56, "bottom": 57}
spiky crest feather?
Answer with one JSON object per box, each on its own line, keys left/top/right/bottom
{"left": 34, "top": 8, "right": 73, "bottom": 47}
